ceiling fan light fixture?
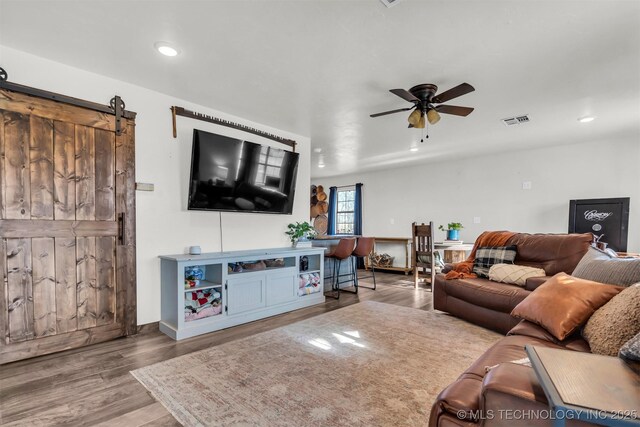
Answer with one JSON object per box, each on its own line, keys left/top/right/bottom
{"left": 416, "top": 113, "right": 426, "bottom": 129}
{"left": 427, "top": 109, "right": 441, "bottom": 125}
{"left": 408, "top": 109, "right": 422, "bottom": 127}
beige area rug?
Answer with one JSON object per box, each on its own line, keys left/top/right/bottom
{"left": 131, "top": 301, "right": 501, "bottom": 426}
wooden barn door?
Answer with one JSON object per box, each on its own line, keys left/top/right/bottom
{"left": 0, "top": 89, "right": 136, "bottom": 364}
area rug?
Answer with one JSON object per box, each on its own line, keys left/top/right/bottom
{"left": 131, "top": 301, "right": 501, "bottom": 426}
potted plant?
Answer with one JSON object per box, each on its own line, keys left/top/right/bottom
{"left": 285, "top": 221, "right": 316, "bottom": 247}
{"left": 438, "top": 222, "right": 464, "bottom": 241}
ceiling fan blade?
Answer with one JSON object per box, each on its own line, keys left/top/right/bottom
{"left": 370, "top": 107, "right": 413, "bottom": 118}
{"left": 431, "top": 83, "right": 475, "bottom": 104}
{"left": 435, "top": 105, "right": 474, "bottom": 116}
{"left": 390, "top": 88, "right": 420, "bottom": 103}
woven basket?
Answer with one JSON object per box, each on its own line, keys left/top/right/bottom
{"left": 369, "top": 252, "right": 394, "bottom": 268}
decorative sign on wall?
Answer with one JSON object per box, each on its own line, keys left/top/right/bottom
{"left": 569, "top": 197, "right": 630, "bottom": 252}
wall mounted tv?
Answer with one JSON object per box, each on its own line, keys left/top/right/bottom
{"left": 188, "top": 129, "right": 299, "bottom": 214}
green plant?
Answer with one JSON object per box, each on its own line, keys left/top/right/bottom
{"left": 438, "top": 222, "right": 464, "bottom": 231}
{"left": 285, "top": 221, "right": 316, "bottom": 243}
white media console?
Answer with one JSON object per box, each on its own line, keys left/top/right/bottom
{"left": 159, "top": 247, "right": 326, "bottom": 340}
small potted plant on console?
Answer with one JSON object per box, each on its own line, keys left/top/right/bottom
{"left": 438, "top": 222, "right": 464, "bottom": 241}
{"left": 285, "top": 221, "right": 316, "bottom": 248}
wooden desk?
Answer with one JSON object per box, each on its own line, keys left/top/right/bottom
{"left": 364, "top": 237, "right": 412, "bottom": 274}
{"left": 526, "top": 345, "right": 640, "bottom": 427}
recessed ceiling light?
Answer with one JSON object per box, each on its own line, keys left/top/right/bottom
{"left": 313, "top": 148, "right": 322, "bottom": 153}
{"left": 410, "top": 147, "right": 419, "bottom": 152}
{"left": 154, "top": 41, "right": 180, "bottom": 57}
{"left": 318, "top": 163, "right": 326, "bottom": 168}
{"left": 578, "top": 116, "right": 595, "bottom": 123}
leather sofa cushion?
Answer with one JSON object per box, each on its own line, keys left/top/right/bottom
{"left": 511, "top": 273, "right": 624, "bottom": 340}
{"left": 435, "top": 377, "right": 484, "bottom": 420}
{"left": 464, "top": 335, "right": 559, "bottom": 379}
{"left": 508, "top": 320, "right": 591, "bottom": 352}
{"left": 434, "top": 335, "right": 562, "bottom": 422}
{"left": 507, "top": 233, "right": 592, "bottom": 276}
{"left": 482, "top": 362, "right": 548, "bottom": 406}
{"left": 438, "top": 277, "right": 530, "bottom": 313}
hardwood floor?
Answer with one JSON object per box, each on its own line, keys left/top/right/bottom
{"left": 0, "top": 272, "right": 433, "bottom": 426}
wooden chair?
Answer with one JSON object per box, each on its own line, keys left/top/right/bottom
{"left": 412, "top": 222, "right": 437, "bottom": 289}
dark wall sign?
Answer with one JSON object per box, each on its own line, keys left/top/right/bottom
{"left": 569, "top": 197, "right": 630, "bottom": 252}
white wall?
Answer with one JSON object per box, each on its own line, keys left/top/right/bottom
{"left": 314, "top": 138, "right": 640, "bottom": 253}
{"left": 0, "top": 46, "right": 311, "bottom": 325}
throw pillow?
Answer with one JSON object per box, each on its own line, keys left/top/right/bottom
{"left": 582, "top": 284, "right": 640, "bottom": 356}
{"left": 472, "top": 245, "right": 517, "bottom": 278}
{"left": 489, "top": 264, "right": 546, "bottom": 287}
{"left": 510, "top": 272, "right": 623, "bottom": 341}
{"left": 619, "top": 332, "right": 640, "bottom": 362}
{"left": 572, "top": 246, "right": 640, "bottom": 286}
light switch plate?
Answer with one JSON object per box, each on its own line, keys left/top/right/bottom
{"left": 473, "top": 216, "right": 481, "bottom": 224}
{"left": 136, "top": 182, "right": 155, "bottom": 192}
{"left": 522, "top": 181, "right": 532, "bottom": 190}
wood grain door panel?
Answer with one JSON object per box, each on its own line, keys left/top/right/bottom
{"left": 0, "top": 89, "right": 136, "bottom": 364}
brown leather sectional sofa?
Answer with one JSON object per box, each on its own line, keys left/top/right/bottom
{"left": 434, "top": 232, "right": 593, "bottom": 334}
{"left": 429, "top": 233, "right": 595, "bottom": 427}
{"left": 429, "top": 320, "right": 593, "bottom": 427}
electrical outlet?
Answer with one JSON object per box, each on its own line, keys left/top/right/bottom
{"left": 390, "top": 218, "right": 395, "bottom": 225}
{"left": 522, "top": 181, "right": 532, "bottom": 190}
{"left": 473, "top": 216, "right": 481, "bottom": 224}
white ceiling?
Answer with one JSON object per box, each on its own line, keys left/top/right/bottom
{"left": 1, "top": 0, "right": 639, "bottom": 178}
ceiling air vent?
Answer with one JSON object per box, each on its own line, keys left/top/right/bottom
{"left": 380, "top": 0, "right": 404, "bottom": 8}
{"left": 501, "top": 114, "right": 530, "bottom": 126}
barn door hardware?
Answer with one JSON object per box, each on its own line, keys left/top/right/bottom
{"left": 118, "top": 213, "right": 126, "bottom": 245}
{"left": 0, "top": 66, "right": 136, "bottom": 129}
{"left": 110, "top": 96, "right": 125, "bottom": 135}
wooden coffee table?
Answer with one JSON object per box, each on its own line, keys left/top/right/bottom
{"left": 525, "top": 345, "right": 640, "bottom": 427}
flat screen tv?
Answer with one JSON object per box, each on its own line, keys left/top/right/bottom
{"left": 188, "top": 129, "right": 299, "bottom": 214}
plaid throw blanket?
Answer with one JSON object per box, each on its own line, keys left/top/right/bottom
{"left": 444, "top": 231, "right": 517, "bottom": 280}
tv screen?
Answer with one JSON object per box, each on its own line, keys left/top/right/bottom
{"left": 188, "top": 129, "right": 299, "bottom": 214}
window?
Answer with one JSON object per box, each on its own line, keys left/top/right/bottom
{"left": 336, "top": 188, "right": 356, "bottom": 234}
{"left": 255, "top": 146, "right": 284, "bottom": 187}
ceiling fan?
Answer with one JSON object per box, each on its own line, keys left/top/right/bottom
{"left": 370, "top": 83, "right": 475, "bottom": 128}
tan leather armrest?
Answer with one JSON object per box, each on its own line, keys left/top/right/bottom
{"left": 480, "top": 364, "right": 549, "bottom": 426}
{"left": 507, "top": 320, "right": 558, "bottom": 342}
{"left": 507, "top": 320, "right": 591, "bottom": 352}
{"left": 481, "top": 364, "right": 594, "bottom": 426}
{"left": 524, "top": 276, "right": 552, "bottom": 291}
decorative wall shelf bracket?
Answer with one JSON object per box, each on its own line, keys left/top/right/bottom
{"left": 0, "top": 66, "right": 135, "bottom": 135}
{"left": 171, "top": 106, "right": 297, "bottom": 152}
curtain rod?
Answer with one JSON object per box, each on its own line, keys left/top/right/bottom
{"left": 330, "top": 183, "right": 363, "bottom": 189}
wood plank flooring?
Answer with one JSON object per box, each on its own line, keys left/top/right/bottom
{"left": 0, "top": 272, "right": 433, "bottom": 426}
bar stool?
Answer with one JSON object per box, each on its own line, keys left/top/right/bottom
{"left": 325, "top": 238, "right": 356, "bottom": 299}
{"left": 352, "top": 237, "right": 376, "bottom": 290}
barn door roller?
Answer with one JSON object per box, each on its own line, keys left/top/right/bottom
{"left": 0, "top": 66, "right": 136, "bottom": 135}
